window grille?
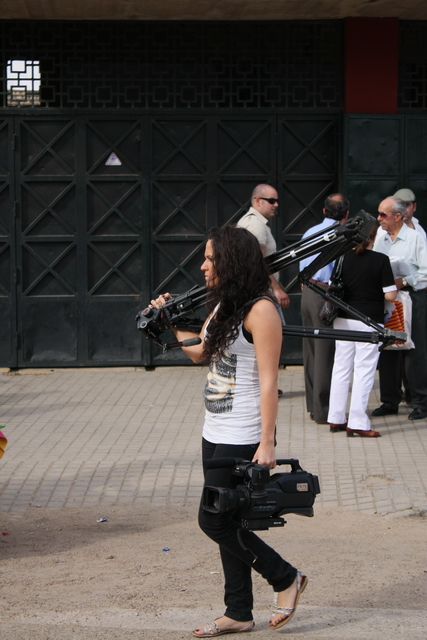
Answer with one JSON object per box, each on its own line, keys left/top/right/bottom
{"left": 0, "top": 20, "right": 343, "bottom": 109}
{"left": 6, "top": 59, "right": 40, "bottom": 106}
{"left": 399, "top": 21, "right": 427, "bottom": 109}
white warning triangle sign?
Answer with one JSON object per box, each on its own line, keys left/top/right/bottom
{"left": 105, "top": 152, "right": 122, "bottom": 166}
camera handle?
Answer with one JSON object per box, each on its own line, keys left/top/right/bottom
{"left": 276, "top": 459, "right": 305, "bottom": 473}
{"left": 205, "top": 457, "right": 305, "bottom": 474}
{"left": 162, "top": 337, "right": 201, "bottom": 353}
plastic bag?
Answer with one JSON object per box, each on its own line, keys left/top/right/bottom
{"left": 384, "top": 290, "right": 415, "bottom": 350}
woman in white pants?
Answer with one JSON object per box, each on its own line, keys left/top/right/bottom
{"left": 327, "top": 223, "right": 397, "bottom": 437}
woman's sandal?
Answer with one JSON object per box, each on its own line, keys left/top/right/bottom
{"left": 269, "top": 570, "right": 308, "bottom": 630}
{"left": 192, "top": 619, "right": 255, "bottom": 637}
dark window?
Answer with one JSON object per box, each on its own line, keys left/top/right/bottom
{"left": 0, "top": 20, "right": 343, "bottom": 109}
{"left": 399, "top": 21, "right": 427, "bottom": 109}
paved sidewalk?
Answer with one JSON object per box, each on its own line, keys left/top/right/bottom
{"left": 1, "top": 365, "right": 426, "bottom": 516}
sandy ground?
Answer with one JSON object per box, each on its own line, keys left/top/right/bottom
{"left": 1, "top": 503, "right": 427, "bottom": 640}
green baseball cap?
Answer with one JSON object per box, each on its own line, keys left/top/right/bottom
{"left": 393, "top": 188, "right": 416, "bottom": 202}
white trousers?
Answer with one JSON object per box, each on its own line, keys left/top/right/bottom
{"left": 327, "top": 318, "right": 382, "bottom": 431}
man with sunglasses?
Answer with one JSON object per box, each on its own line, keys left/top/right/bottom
{"left": 299, "top": 194, "right": 350, "bottom": 425}
{"left": 373, "top": 196, "right": 427, "bottom": 420}
{"left": 376, "top": 188, "right": 427, "bottom": 245}
{"left": 376, "top": 189, "right": 427, "bottom": 408}
{"left": 237, "top": 184, "right": 290, "bottom": 310}
{"left": 238, "top": 184, "right": 290, "bottom": 398}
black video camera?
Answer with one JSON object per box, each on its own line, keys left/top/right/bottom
{"left": 202, "top": 458, "right": 320, "bottom": 531}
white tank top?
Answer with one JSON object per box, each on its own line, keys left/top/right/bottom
{"left": 202, "top": 316, "right": 261, "bottom": 445}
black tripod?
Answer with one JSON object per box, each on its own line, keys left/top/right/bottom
{"left": 136, "top": 211, "right": 405, "bottom": 351}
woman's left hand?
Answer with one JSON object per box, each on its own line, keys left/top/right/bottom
{"left": 252, "top": 443, "right": 276, "bottom": 470}
{"left": 149, "top": 292, "right": 172, "bottom": 309}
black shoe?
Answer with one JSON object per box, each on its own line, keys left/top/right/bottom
{"left": 408, "top": 407, "right": 427, "bottom": 420}
{"left": 371, "top": 404, "right": 398, "bottom": 417}
{"left": 400, "top": 388, "right": 412, "bottom": 405}
{"left": 278, "top": 389, "right": 283, "bottom": 398}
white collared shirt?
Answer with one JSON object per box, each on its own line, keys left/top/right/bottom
{"left": 412, "top": 216, "right": 427, "bottom": 244}
{"left": 373, "top": 223, "right": 427, "bottom": 290}
{"left": 376, "top": 216, "right": 427, "bottom": 246}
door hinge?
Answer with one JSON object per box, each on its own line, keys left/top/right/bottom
{"left": 13, "top": 268, "right": 20, "bottom": 285}
{"left": 15, "top": 332, "right": 21, "bottom": 349}
{"left": 13, "top": 201, "right": 19, "bottom": 218}
{"left": 11, "top": 133, "right": 18, "bottom": 152}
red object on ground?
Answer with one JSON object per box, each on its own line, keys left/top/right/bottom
{"left": 0, "top": 429, "right": 7, "bottom": 458}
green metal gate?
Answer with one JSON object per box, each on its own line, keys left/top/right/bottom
{"left": 344, "top": 114, "right": 427, "bottom": 218}
{"left": 1, "top": 110, "right": 341, "bottom": 368}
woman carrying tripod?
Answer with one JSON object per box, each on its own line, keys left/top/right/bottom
{"left": 149, "top": 226, "right": 307, "bottom": 637}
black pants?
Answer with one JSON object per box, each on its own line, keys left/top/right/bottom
{"left": 198, "top": 438, "right": 297, "bottom": 622}
{"left": 378, "top": 289, "right": 427, "bottom": 411}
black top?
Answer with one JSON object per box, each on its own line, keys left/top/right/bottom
{"left": 339, "top": 249, "right": 395, "bottom": 323}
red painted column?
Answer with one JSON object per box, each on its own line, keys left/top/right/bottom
{"left": 345, "top": 17, "right": 399, "bottom": 113}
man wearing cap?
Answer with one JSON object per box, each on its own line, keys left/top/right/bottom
{"left": 372, "top": 196, "right": 427, "bottom": 420}
{"left": 299, "top": 193, "right": 350, "bottom": 424}
{"left": 394, "top": 188, "right": 427, "bottom": 244}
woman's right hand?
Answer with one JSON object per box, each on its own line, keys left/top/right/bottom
{"left": 149, "top": 291, "right": 207, "bottom": 364}
{"left": 149, "top": 292, "right": 172, "bottom": 309}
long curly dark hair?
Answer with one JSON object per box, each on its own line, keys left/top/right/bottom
{"left": 203, "top": 226, "right": 272, "bottom": 362}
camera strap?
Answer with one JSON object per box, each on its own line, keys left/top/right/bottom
{"left": 241, "top": 295, "right": 276, "bottom": 344}
{"left": 236, "top": 528, "right": 259, "bottom": 563}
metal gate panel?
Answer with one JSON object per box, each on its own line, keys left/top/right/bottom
{"left": 343, "top": 116, "right": 403, "bottom": 215}
{"left": 403, "top": 116, "right": 427, "bottom": 210}
{"left": 6, "top": 111, "right": 343, "bottom": 368}
{"left": 85, "top": 118, "right": 148, "bottom": 364}
{"left": 0, "top": 118, "right": 15, "bottom": 365}
{"left": 215, "top": 117, "right": 276, "bottom": 228}
{"left": 344, "top": 114, "right": 427, "bottom": 229}
{"left": 278, "top": 115, "right": 340, "bottom": 363}
{"left": 17, "top": 118, "right": 79, "bottom": 365}
{"left": 150, "top": 115, "right": 276, "bottom": 366}
{"left": 150, "top": 116, "right": 213, "bottom": 366}
{"left": 151, "top": 117, "right": 210, "bottom": 291}
{"left": 14, "top": 115, "right": 150, "bottom": 367}
{"left": 279, "top": 116, "right": 340, "bottom": 240}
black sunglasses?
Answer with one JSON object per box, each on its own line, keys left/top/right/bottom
{"left": 258, "top": 197, "right": 279, "bottom": 205}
